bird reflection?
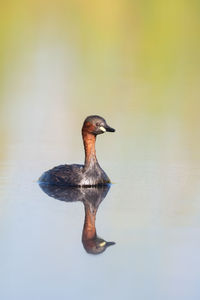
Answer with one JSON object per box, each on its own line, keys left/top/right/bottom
{"left": 39, "top": 184, "right": 115, "bottom": 254}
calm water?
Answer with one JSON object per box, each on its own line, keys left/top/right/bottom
{"left": 1, "top": 1, "right": 200, "bottom": 298}
{"left": 1, "top": 106, "right": 200, "bottom": 300}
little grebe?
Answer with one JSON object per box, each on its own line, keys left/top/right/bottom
{"left": 39, "top": 115, "right": 115, "bottom": 186}
{"left": 39, "top": 184, "right": 115, "bottom": 254}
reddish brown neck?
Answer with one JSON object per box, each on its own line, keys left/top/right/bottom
{"left": 82, "top": 203, "right": 97, "bottom": 242}
{"left": 82, "top": 130, "right": 97, "bottom": 168}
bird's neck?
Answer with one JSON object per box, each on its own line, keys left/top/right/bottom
{"left": 82, "top": 202, "right": 97, "bottom": 242}
{"left": 82, "top": 131, "right": 98, "bottom": 168}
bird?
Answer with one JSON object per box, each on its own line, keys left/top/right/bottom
{"left": 39, "top": 184, "right": 115, "bottom": 254}
{"left": 39, "top": 115, "right": 115, "bottom": 186}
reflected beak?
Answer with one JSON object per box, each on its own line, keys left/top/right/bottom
{"left": 106, "top": 241, "right": 116, "bottom": 247}
{"left": 105, "top": 125, "right": 115, "bottom": 132}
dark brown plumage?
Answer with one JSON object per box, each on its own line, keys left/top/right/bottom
{"left": 39, "top": 115, "right": 115, "bottom": 186}
{"left": 39, "top": 184, "right": 115, "bottom": 254}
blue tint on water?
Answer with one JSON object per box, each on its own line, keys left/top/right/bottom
{"left": 1, "top": 141, "right": 200, "bottom": 300}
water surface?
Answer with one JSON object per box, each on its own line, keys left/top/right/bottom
{"left": 1, "top": 114, "right": 200, "bottom": 300}
{"left": 1, "top": 2, "right": 200, "bottom": 299}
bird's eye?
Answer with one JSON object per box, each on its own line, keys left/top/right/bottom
{"left": 96, "top": 122, "right": 100, "bottom": 126}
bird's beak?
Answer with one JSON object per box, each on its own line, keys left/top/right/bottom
{"left": 105, "top": 125, "right": 115, "bottom": 132}
{"left": 106, "top": 241, "right": 116, "bottom": 247}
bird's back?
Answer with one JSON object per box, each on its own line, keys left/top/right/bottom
{"left": 39, "top": 164, "right": 84, "bottom": 186}
{"left": 39, "top": 162, "right": 111, "bottom": 187}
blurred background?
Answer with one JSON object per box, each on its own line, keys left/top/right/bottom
{"left": 1, "top": 0, "right": 200, "bottom": 164}
{"left": 1, "top": 1, "right": 200, "bottom": 300}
